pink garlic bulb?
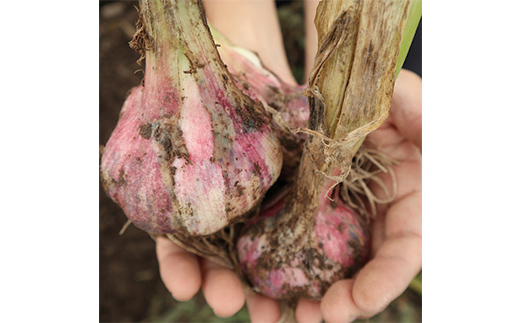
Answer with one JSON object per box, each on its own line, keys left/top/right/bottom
{"left": 100, "top": 0, "right": 282, "bottom": 236}
{"left": 237, "top": 153, "right": 370, "bottom": 299}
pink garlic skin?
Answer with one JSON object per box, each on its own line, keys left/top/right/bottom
{"left": 100, "top": 65, "right": 283, "bottom": 235}
{"left": 237, "top": 187, "right": 370, "bottom": 300}
{"left": 216, "top": 43, "right": 309, "bottom": 131}
{"left": 214, "top": 42, "right": 309, "bottom": 174}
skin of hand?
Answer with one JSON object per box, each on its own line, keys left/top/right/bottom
{"left": 155, "top": 1, "right": 422, "bottom": 322}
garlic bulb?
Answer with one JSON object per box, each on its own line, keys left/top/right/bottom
{"left": 100, "top": 0, "right": 282, "bottom": 235}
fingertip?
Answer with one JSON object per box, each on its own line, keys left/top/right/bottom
{"left": 321, "top": 280, "right": 361, "bottom": 323}
{"left": 246, "top": 293, "right": 281, "bottom": 323}
{"left": 201, "top": 262, "right": 245, "bottom": 317}
{"left": 295, "top": 298, "right": 322, "bottom": 323}
{"left": 156, "top": 237, "right": 201, "bottom": 301}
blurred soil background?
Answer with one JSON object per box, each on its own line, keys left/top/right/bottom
{"left": 99, "top": 1, "right": 422, "bottom": 322}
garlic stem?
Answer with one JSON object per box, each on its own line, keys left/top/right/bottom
{"left": 277, "top": 0, "right": 415, "bottom": 248}
{"left": 140, "top": 0, "right": 231, "bottom": 90}
{"left": 309, "top": 0, "right": 412, "bottom": 141}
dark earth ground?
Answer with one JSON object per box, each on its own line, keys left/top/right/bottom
{"left": 99, "top": 1, "right": 422, "bottom": 322}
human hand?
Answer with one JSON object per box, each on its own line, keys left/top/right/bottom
{"left": 155, "top": 69, "right": 421, "bottom": 323}
{"left": 310, "top": 69, "right": 422, "bottom": 322}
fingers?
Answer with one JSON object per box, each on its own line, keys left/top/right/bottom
{"left": 391, "top": 69, "right": 422, "bottom": 150}
{"left": 156, "top": 236, "right": 201, "bottom": 301}
{"left": 296, "top": 298, "right": 322, "bottom": 323}
{"left": 156, "top": 237, "right": 245, "bottom": 318}
{"left": 246, "top": 293, "right": 281, "bottom": 323}
{"left": 200, "top": 259, "right": 246, "bottom": 317}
